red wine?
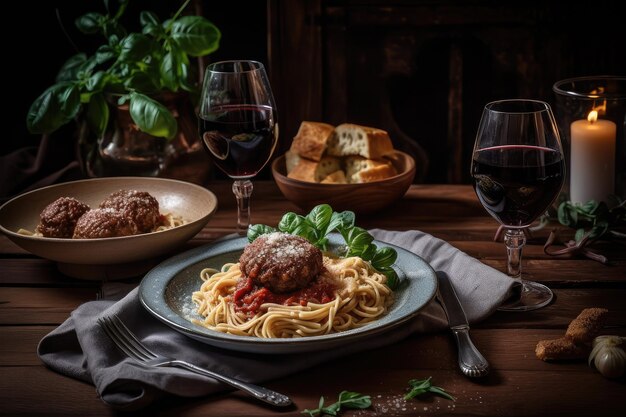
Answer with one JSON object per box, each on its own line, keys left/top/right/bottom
{"left": 471, "top": 145, "right": 564, "bottom": 226}
{"left": 199, "top": 105, "right": 277, "bottom": 178}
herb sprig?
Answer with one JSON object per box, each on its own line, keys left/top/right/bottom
{"left": 302, "top": 391, "right": 371, "bottom": 417}
{"left": 404, "top": 377, "right": 456, "bottom": 401}
{"left": 247, "top": 204, "right": 399, "bottom": 289}
{"left": 557, "top": 198, "right": 626, "bottom": 243}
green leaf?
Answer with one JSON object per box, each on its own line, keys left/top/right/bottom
{"left": 85, "top": 71, "right": 109, "bottom": 92}
{"left": 301, "top": 391, "right": 370, "bottom": 416}
{"left": 119, "top": 33, "right": 153, "bottom": 62}
{"left": 335, "top": 211, "right": 355, "bottom": 232}
{"left": 56, "top": 53, "right": 88, "bottom": 82}
{"left": 292, "top": 222, "right": 318, "bottom": 244}
{"left": 378, "top": 266, "right": 399, "bottom": 290}
{"left": 26, "top": 82, "right": 81, "bottom": 134}
{"left": 95, "top": 45, "right": 116, "bottom": 64}
{"left": 372, "top": 246, "right": 397, "bottom": 268}
{"left": 160, "top": 50, "right": 180, "bottom": 91}
{"left": 171, "top": 16, "right": 221, "bottom": 57}
{"left": 336, "top": 391, "right": 371, "bottom": 409}
{"left": 140, "top": 11, "right": 160, "bottom": 27}
{"left": 76, "top": 56, "right": 98, "bottom": 79}
{"left": 344, "top": 227, "right": 374, "bottom": 250}
{"left": 141, "top": 11, "right": 164, "bottom": 37}
{"left": 353, "top": 243, "right": 376, "bottom": 260}
{"left": 404, "top": 377, "right": 455, "bottom": 401}
{"left": 278, "top": 212, "right": 302, "bottom": 233}
{"left": 306, "top": 204, "right": 333, "bottom": 235}
{"left": 86, "top": 93, "right": 109, "bottom": 136}
{"left": 247, "top": 224, "right": 277, "bottom": 242}
{"left": 128, "top": 92, "right": 177, "bottom": 139}
{"left": 75, "top": 12, "right": 104, "bottom": 34}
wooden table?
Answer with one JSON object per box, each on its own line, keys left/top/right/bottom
{"left": 1, "top": 182, "right": 624, "bottom": 416}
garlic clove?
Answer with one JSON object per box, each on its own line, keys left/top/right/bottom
{"left": 588, "top": 335, "right": 626, "bottom": 379}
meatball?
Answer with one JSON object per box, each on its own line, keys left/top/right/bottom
{"left": 239, "top": 232, "right": 323, "bottom": 293}
{"left": 36, "top": 197, "right": 91, "bottom": 238}
{"left": 99, "top": 190, "right": 160, "bottom": 233}
{"left": 72, "top": 208, "right": 139, "bottom": 239}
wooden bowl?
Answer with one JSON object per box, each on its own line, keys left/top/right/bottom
{"left": 271, "top": 150, "right": 416, "bottom": 214}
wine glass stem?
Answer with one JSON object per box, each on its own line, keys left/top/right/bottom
{"left": 504, "top": 228, "right": 526, "bottom": 278}
{"left": 232, "top": 180, "right": 253, "bottom": 236}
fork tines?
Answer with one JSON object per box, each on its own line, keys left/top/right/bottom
{"left": 98, "top": 315, "right": 156, "bottom": 361}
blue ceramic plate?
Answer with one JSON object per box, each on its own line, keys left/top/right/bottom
{"left": 139, "top": 234, "right": 437, "bottom": 354}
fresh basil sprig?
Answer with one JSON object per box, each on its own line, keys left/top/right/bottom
{"left": 404, "top": 377, "right": 456, "bottom": 401}
{"left": 247, "top": 204, "right": 399, "bottom": 289}
{"left": 557, "top": 198, "right": 626, "bottom": 243}
{"left": 302, "top": 391, "right": 371, "bottom": 417}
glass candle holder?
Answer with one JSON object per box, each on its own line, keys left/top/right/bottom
{"left": 553, "top": 76, "right": 626, "bottom": 205}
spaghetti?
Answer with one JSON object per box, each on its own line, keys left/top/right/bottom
{"left": 191, "top": 255, "right": 393, "bottom": 338}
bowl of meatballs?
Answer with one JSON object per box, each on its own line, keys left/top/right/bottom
{"left": 0, "top": 177, "right": 218, "bottom": 279}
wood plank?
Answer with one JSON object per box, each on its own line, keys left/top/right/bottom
{"left": 1, "top": 286, "right": 624, "bottom": 327}
{"left": 481, "top": 288, "right": 626, "bottom": 329}
{"left": 2, "top": 327, "right": 624, "bottom": 416}
{"left": 0, "top": 367, "right": 115, "bottom": 417}
{"left": 0, "top": 287, "right": 98, "bottom": 325}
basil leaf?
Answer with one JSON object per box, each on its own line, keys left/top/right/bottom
{"left": 378, "top": 266, "right": 399, "bottom": 290}
{"left": 86, "top": 93, "right": 109, "bottom": 137}
{"left": 557, "top": 202, "right": 571, "bottom": 226}
{"left": 292, "top": 222, "right": 318, "bottom": 244}
{"left": 353, "top": 243, "right": 376, "bottom": 260}
{"left": 337, "top": 391, "right": 371, "bottom": 409}
{"left": 278, "top": 212, "right": 302, "bottom": 233}
{"left": 119, "top": 33, "right": 153, "bottom": 62}
{"left": 56, "top": 53, "right": 88, "bottom": 82}
{"left": 335, "top": 211, "right": 355, "bottom": 232}
{"left": 306, "top": 204, "right": 333, "bottom": 235}
{"left": 95, "top": 45, "right": 116, "bottom": 64}
{"left": 404, "top": 377, "right": 455, "bottom": 401}
{"left": 171, "top": 16, "right": 221, "bottom": 57}
{"left": 247, "top": 224, "right": 276, "bottom": 242}
{"left": 27, "top": 82, "right": 81, "bottom": 134}
{"left": 75, "top": 12, "right": 104, "bottom": 34}
{"left": 372, "top": 246, "right": 397, "bottom": 268}
{"left": 128, "top": 92, "right": 177, "bottom": 139}
{"left": 86, "top": 71, "right": 109, "bottom": 92}
{"left": 344, "top": 227, "right": 374, "bottom": 250}
{"left": 140, "top": 11, "right": 160, "bottom": 27}
{"left": 160, "top": 50, "right": 180, "bottom": 91}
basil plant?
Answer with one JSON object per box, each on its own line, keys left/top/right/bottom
{"left": 26, "top": 0, "right": 220, "bottom": 140}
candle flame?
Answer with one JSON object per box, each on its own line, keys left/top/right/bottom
{"left": 587, "top": 110, "right": 598, "bottom": 124}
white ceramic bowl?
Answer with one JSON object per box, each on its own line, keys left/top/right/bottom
{"left": 0, "top": 177, "right": 218, "bottom": 279}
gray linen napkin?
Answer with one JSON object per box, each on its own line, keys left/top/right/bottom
{"left": 37, "top": 230, "right": 513, "bottom": 410}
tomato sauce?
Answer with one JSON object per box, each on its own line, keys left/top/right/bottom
{"left": 232, "top": 276, "right": 336, "bottom": 316}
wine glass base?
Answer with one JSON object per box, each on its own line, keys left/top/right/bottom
{"left": 497, "top": 280, "right": 554, "bottom": 312}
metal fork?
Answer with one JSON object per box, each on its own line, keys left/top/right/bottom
{"left": 98, "top": 315, "right": 292, "bottom": 407}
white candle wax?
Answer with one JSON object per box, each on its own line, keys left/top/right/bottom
{"left": 569, "top": 112, "right": 616, "bottom": 204}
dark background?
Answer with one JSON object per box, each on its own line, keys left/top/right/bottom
{"left": 3, "top": 0, "right": 267, "bottom": 156}
{"left": 4, "top": 0, "right": 625, "bottom": 185}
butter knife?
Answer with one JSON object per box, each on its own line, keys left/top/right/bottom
{"left": 437, "top": 272, "right": 490, "bottom": 377}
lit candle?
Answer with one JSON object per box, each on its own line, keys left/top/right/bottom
{"left": 569, "top": 110, "right": 616, "bottom": 204}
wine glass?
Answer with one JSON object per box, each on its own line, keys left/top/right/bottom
{"left": 198, "top": 60, "right": 278, "bottom": 235}
{"left": 471, "top": 99, "right": 565, "bottom": 311}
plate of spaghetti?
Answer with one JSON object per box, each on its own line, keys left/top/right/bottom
{"left": 139, "top": 223, "right": 437, "bottom": 353}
